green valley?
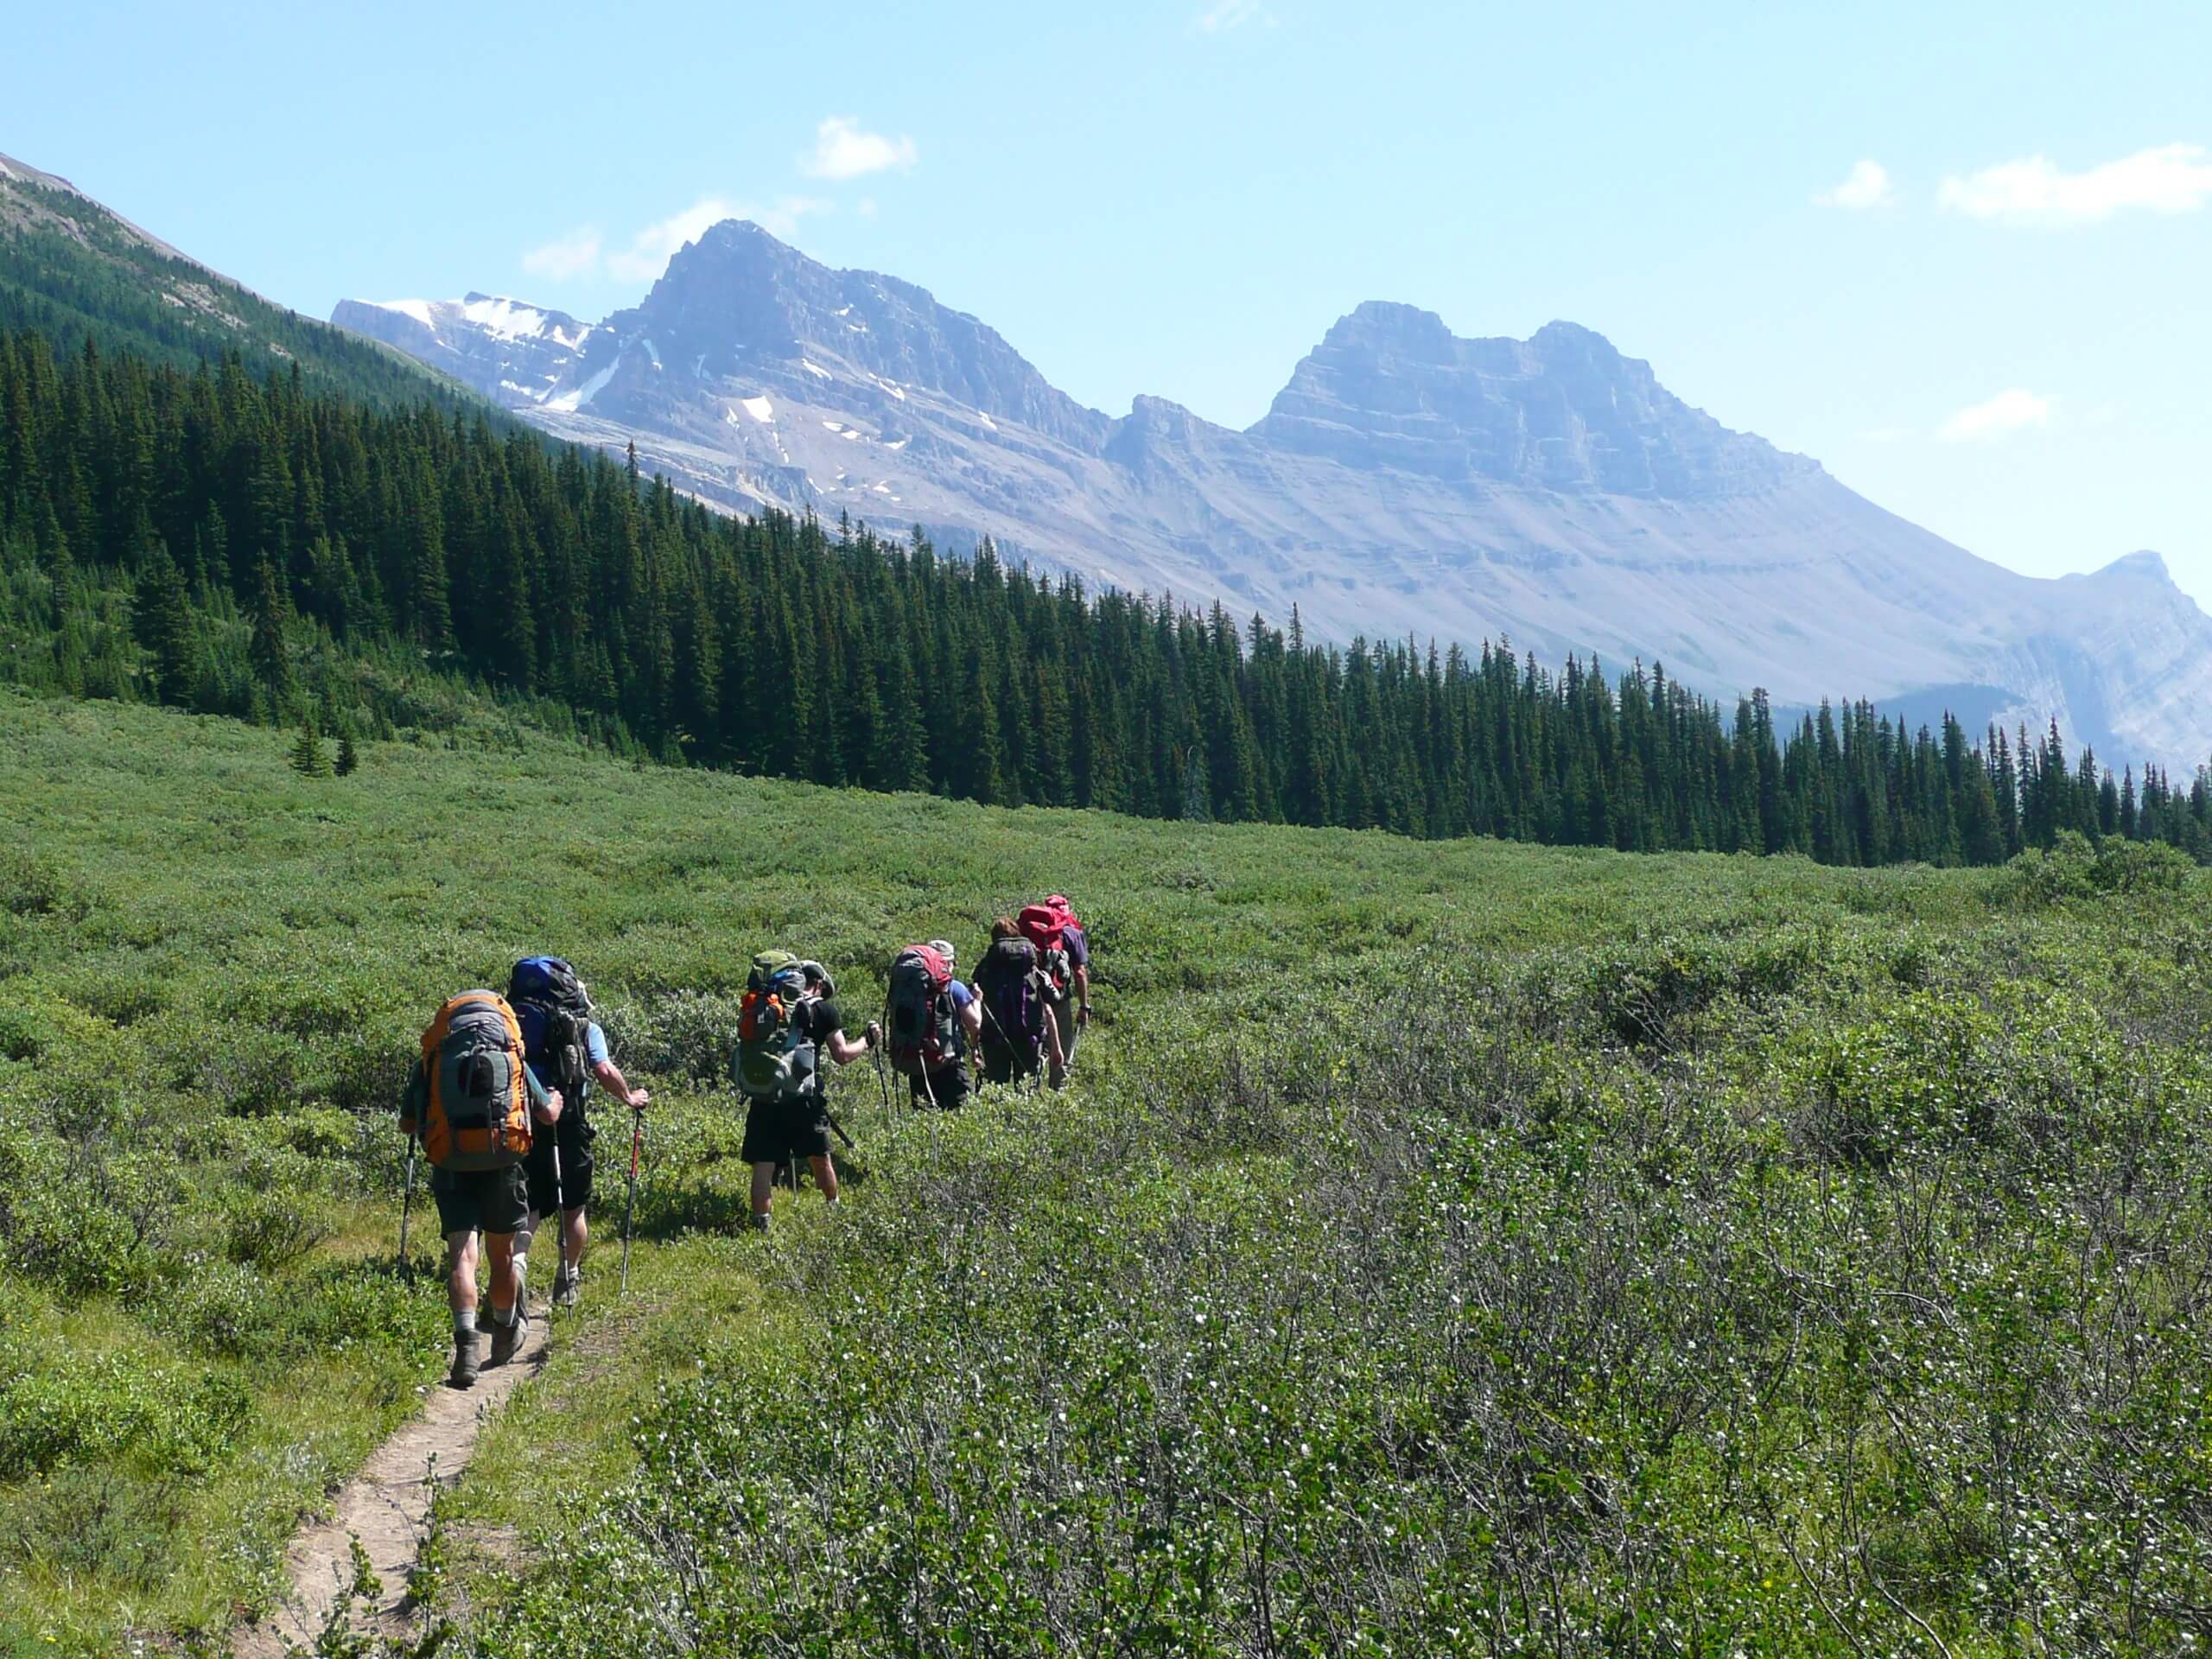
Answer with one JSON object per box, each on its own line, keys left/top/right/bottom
{"left": 3, "top": 690, "right": 2209, "bottom": 1655}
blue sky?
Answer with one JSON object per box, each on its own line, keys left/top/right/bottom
{"left": 10, "top": 1, "right": 2209, "bottom": 602}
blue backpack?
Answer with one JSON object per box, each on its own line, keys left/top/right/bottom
{"left": 508, "top": 956, "right": 591, "bottom": 1093}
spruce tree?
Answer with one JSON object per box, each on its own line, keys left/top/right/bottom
{"left": 249, "top": 558, "right": 296, "bottom": 714}
{"left": 289, "top": 723, "right": 329, "bottom": 778}
{"left": 132, "top": 542, "right": 194, "bottom": 704}
{"left": 334, "top": 732, "right": 359, "bottom": 777}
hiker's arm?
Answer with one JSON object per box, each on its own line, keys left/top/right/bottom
{"left": 1074, "top": 963, "right": 1090, "bottom": 1021}
{"left": 592, "top": 1058, "right": 649, "bottom": 1109}
{"left": 1043, "top": 1001, "right": 1065, "bottom": 1068}
{"left": 525, "top": 1064, "right": 563, "bottom": 1124}
{"left": 959, "top": 995, "right": 984, "bottom": 1045}
{"left": 825, "top": 1022, "right": 880, "bottom": 1065}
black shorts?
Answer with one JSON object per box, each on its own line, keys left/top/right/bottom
{"left": 430, "top": 1164, "right": 530, "bottom": 1237}
{"left": 981, "top": 1039, "right": 1043, "bottom": 1086}
{"left": 908, "top": 1065, "right": 970, "bottom": 1110}
{"left": 524, "top": 1127, "right": 595, "bottom": 1215}
{"left": 742, "top": 1094, "right": 833, "bottom": 1163}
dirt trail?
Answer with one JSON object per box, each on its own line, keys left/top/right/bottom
{"left": 233, "top": 1318, "right": 550, "bottom": 1656}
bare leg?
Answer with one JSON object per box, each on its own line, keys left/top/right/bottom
{"left": 808, "top": 1154, "right": 840, "bottom": 1202}
{"left": 563, "top": 1205, "right": 588, "bottom": 1274}
{"left": 750, "top": 1160, "right": 775, "bottom": 1223}
{"left": 485, "top": 1230, "right": 518, "bottom": 1325}
{"left": 446, "top": 1230, "right": 480, "bottom": 1320}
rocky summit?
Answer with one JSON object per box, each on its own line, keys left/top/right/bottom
{"left": 336, "top": 222, "right": 2212, "bottom": 772}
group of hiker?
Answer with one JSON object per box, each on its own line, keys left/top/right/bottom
{"left": 399, "top": 897, "right": 1092, "bottom": 1389}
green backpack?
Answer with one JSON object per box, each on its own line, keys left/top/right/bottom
{"left": 733, "top": 950, "right": 819, "bottom": 1103}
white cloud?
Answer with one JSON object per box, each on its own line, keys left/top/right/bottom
{"left": 603, "top": 194, "right": 831, "bottom": 282}
{"left": 521, "top": 226, "right": 603, "bottom": 281}
{"left": 1196, "top": 0, "right": 1273, "bottom": 29}
{"left": 801, "top": 116, "right": 918, "bottom": 181}
{"left": 1938, "top": 389, "right": 2056, "bottom": 442}
{"left": 1815, "top": 159, "right": 1892, "bottom": 210}
{"left": 1939, "top": 143, "right": 2212, "bottom": 227}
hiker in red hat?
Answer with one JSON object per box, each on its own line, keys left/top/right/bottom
{"left": 1017, "top": 895, "right": 1090, "bottom": 1087}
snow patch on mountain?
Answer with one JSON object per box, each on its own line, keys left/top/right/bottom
{"left": 544, "top": 356, "right": 618, "bottom": 413}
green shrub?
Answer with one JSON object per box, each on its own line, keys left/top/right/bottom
{"left": 1999, "top": 830, "right": 2197, "bottom": 908}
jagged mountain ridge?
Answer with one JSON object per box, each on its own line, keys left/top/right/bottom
{"left": 334, "top": 219, "right": 2212, "bottom": 772}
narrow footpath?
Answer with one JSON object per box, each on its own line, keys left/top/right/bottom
{"left": 232, "top": 1319, "right": 551, "bottom": 1657}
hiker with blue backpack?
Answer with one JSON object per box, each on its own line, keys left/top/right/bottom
{"left": 884, "top": 939, "right": 984, "bottom": 1109}
{"left": 973, "top": 917, "right": 1064, "bottom": 1089}
{"left": 507, "top": 957, "right": 648, "bottom": 1308}
{"left": 736, "top": 953, "right": 880, "bottom": 1232}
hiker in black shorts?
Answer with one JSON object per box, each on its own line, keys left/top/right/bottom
{"left": 889, "top": 939, "right": 984, "bottom": 1110}
{"left": 741, "top": 958, "right": 879, "bottom": 1232}
{"left": 509, "top": 957, "right": 649, "bottom": 1310}
{"left": 404, "top": 990, "right": 561, "bottom": 1389}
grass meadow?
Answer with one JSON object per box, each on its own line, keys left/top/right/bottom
{"left": 2, "top": 690, "right": 2209, "bottom": 1656}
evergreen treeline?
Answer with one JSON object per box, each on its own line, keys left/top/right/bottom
{"left": 4, "top": 325, "right": 2207, "bottom": 866}
{"left": 1, "top": 180, "right": 459, "bottom": 407}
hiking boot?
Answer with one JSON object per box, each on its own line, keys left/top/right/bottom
{"left": 748, "top": 1211, "right": 771, "bottom": 1235}
{"left": 448, "top": 1328, "right": 483, "bottom": 1390}
{"left": 486, "top": 1307, "right": 529, "bottom": 1369}
{"left": 552, "top": 1265, "right": 581, "bottom": 1309}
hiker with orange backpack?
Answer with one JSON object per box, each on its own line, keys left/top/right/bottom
{"left": 735, "top": 953, "right": 880, "bottom": 1232}
{"left": 400, "top": 990, "right": 562, "bottom": 1389}
{"left": 884, "top": 939, "right": 984, "bottom": 1109}
{"left": 1019, "top": 896, "right": 1091, "bottom": 1087}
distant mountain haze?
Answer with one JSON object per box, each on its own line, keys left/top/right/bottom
{"left": 315, "top": 217, "right": 2212, "bottom": 778}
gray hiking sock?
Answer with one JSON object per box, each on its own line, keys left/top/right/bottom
{"left": 453, "top": 1309, "right": 477, "bottom": 1335}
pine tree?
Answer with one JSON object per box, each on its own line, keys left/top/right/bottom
{"left": 334, "top": 732, "right": 359, "bottom": 777}
{"left": 132, "top": 541, "right": 194, "bottom": 704}
{"left": 289, "top": 723, "right": 329, "bottom": 778}
{"left": 249, "top": 558, "right": 296, "bottom": 713}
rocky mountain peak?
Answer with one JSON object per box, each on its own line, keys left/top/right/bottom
{"left": 1321, "top": 301, "right": 1462, "bottom": 359}
{"left": 1250, "top": 307, "right": 1814, "bottom": 500}
{"left": 623, "top": 222, "right": 1107, "bottom": 448}
{"left": 2065, "top": 549, "right": 2178, "bottom": 589}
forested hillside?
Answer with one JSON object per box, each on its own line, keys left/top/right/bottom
{"left": 3, "top": 324, "right": 2207, "bottom": 866}
{"left": 0, "top": 156, "right": 462, "bottom": 408}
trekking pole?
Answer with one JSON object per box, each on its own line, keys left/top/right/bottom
{"left": 398, "top": 1128, "right": 419, "bottom": 1268}
{"left": 549, "top": 1137, "right": 565, "bottom": 1316}
{"left": 620, "top": 1108, "right": 643, "bottom": 1297}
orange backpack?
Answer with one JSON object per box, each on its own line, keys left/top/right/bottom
{"left": 400, "top": 991, "right": 534, "bottom": 1170}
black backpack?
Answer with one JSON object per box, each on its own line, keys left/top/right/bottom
{"left": 976, "top": 938, "right": 1046, "bottom": 1058}
{"left": 510, "top": 956, "right": 592, "bottom": 1097}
